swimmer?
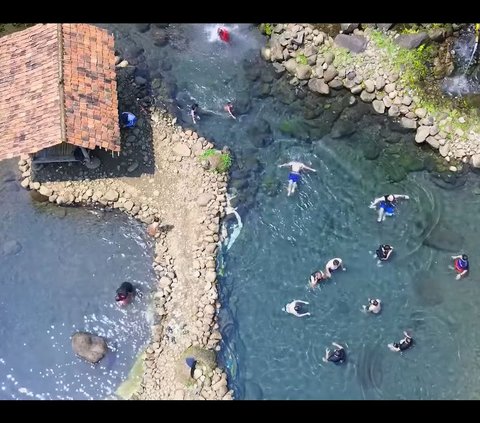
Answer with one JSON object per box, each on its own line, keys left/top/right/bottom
{"left": 388, "top": 331, "right": 413, "bottom": 352}
{"left": 310, "top": 270, "right": 327, "bottom": 288}
{"left": 218, "top": 27, "right": 230, "bottom": 43}
{"left": 278, "top": 161, "right": 316, "bottom": 196}
{"left": 362, "top": 298, "right": 382, "bottom": 314}
{"left": 283, "top": 300, "right": 311, "bottom": 317}
{"left": 322, "top": 342, "right": 346, "bottom": 365}
{"left": 451, "top": 254, "right": 469, "bottom": 280}
{"left": 224, "top": 102, "right": 236, "bottom": 120}
{"left": 376, "top": 244, "right": 394, "bottom": 261}
{"left": 115, "top": 282, "right": 135, "bottom": 306}
{"left": 370, "top": 194, "right": 410, "bottom": 223}
{"left": 190, "top": 103, "right": 200, "bottom": 124}
{"left": 324, "top": 258, "right": 346, "bottom": 278}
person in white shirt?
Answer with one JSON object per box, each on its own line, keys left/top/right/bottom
{"left": 283, "top": 300, "right": 310, "bottom": 317}
{"left": 363, "top": 298, "right": 382, "bottom": 314}
{"left": 324, "top": 257, "right": 346, "bottom": 278}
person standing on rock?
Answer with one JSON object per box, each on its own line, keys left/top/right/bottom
{"left": 115, "top": 282, "right": 135, "bottom": 306}
{"left": 278, "top": 161, "right": 316, "bottom": 196}
{"left": 370, "top": 194, "right": 410, "bottom": 223}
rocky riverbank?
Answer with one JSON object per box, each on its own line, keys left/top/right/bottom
{"left": 18, "top": 99, "right": 233, "bottom": 400}
{"left": 261, "top": 23, "right": 480, "bottom": 172}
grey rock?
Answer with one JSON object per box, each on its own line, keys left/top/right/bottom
{"left": 415, "top": 108, "right": 427, "bottom": 118}
{"left": 388, "top": 105, "right": 400, "bottom": 117}
{"left": 39, "top": 185, "right": 53, "bottom": 197}
{"left": 375, "top": 76, "right": 386, "bottom": 90}
{"left": 328, "top": 78, "right": 344, "bottom": 89}
{"left": 384, "top": 83, "right": 396, "bottom": 93}
{"left": 364, "top": 79, "right": 375, "bottom": 93}
{"left": 197, "top": 193, "right": 214, "bottom": 207}
{"left": 360, "top": 90, "right": 376, "bottom": 102}
{"left": 394, "top": 33, "right": 428, "bottom": 49}
{"left": 323, "top": 65, "right": 338, "bottom": 83}
{"left": 295, "top": 64, "right": 312, "bottom": 80}
{"left": 376, "top": 23, "right": 393, "bottom": 31}
{"left": 334, "top": 34, "right": 368, "bottom": 53}
{"left": 72, "top": 332, "right": 108, "bottom": 364}
{"left": 340, "top": 23, "right": 359, "bottom": 34}
{"left": 308, "top": 78, "right": 330, "bottom": 95}
{"left": 372, "top": 99, "right": 385, "bottom": 114}
{"left": 173, "top": 143, "right": 191, "bottom": 157}
{"left": 383, "top": 96, "right": 392, "bottom": 108}
{"left": 103, "top": 189, "right": 119, "bottom": 202}
{"left": 400, "top": 117, "right": 417, "bottom": 130}
{"left": 324, "top": 52, "right": 335, "bottom": 65}
{"left": 415, "top": 126, "right": 431, "bottom": 143}
{"left": 471, "top": 154, "right": 480, "bottom": 168}
{"left": 127, "top": 162, "right": 139, "bottom": 173}
{"left": 425, "top": 136, "right": 440, "bottom": 149}
{"left": 272, "top": 62, "right": 285, "bottom": 73}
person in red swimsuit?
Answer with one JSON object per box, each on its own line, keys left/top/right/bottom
{"left": 451, "top": 254, "right": 469, "bottom": 280}
{"left": 218, "top": 27, "right": 230, "bottom": 43}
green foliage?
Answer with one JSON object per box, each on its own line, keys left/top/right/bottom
{"left": 296, "top": 53, "right": 308, "bottom": 65}
{"left": 259, "top": 23, "right": 273, "bottom": 37}
{"left": 264, "top": 23, "right": 273, "bottom": 36}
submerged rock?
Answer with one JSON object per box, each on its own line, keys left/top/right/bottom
{"left": 412, "top": 270, "right": 444, "bottom": 306}
{"left": 72, "top": 332, "right": 108, "bottom": 364}
{"left": 2, "top": 240, "right": 22, "bottom": 256}
{"left": 423, "top": 221, "right": 464, "bottom": 252}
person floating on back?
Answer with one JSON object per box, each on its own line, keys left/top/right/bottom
{"left": 190, "top": 103, "right": 200, "bottom": 125}
{"left": 310, "top": 270, "right": 327, "bottom": 288}
{"left": 324, "top": 257, "right": 346, "bottom": 278}
{"left": 217, "top": 27, "right": 230, "bottom": 43}
{"left": 451, "top": 253, "right": 469, "bottom": 280}
{"left": 115, "top": 282, "right": 135, "bottom": 306}
{"left": 283, "top": 300, "right": 311, "bottom": 317}
{"left": 376, "top": 244, "right": 394, "bottom": 261}
{"left": 224, "top": 102, "right": 236, "bottom": 120}
{"left": 363, "top": 298, "right": 382, "bottom": 314}
{"left": 323, "top": 342, "right": 346, "bottom": 365}
{"left": 388, "top": 331, "right": 413, "bottom": 352}
{"left": 278, "top": 161, "right": 316, "bottom": 196}
{"left": 370, "top": 194, "right": 410, "bottom": 223}
{"left": 120, "top": 112, "right": 137, "bottom": 129}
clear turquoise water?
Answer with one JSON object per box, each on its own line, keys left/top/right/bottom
{"left": 0, "top": 160, "right": 156, "bottom": 399}
{"left": 108, "top": 24, "right": 480, "bottom": 399}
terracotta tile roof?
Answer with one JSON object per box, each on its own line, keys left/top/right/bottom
{"left": 0, "top": 24, "right": 62, "bottom": 160}
{"left": 0, "top": 23, "right": 120, "bottom": 162}
{"left": 62, "top": 24, "right": 120, "bottom": 152}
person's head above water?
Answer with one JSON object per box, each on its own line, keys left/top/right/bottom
{"left": 191, "top": 103, "right": 198, "bottom": 111}
{"left": 294, "top": 304, "right": 301, "bottom": 312}
{"left": 385, "top": 194, "right": 395, "bottom": 202}
{"left": 115, "top": 292, "right": 127, "bottom": 302}
{"left": 333, "top": 259, "right": 340, "bottom": 266}
{"left": 462, "top": 254, "right": 469, "bottom": 261}
{"left": 372, "top": 299, "right": 379, "bottom": 306}
{"left": 383, "top": 244, "right": 392, "bottom": 250}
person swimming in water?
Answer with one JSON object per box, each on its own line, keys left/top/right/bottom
{"left": 363, "top": 298, "right": 382, "bottom": 314}
{"left": 283, "top": 300, "right": 311, "bottom": 317}
{"left": 370, "top": 194, "right": 410, "bottom": 223}
{"left": 324, "top": 258, "right": 346, "bottom": 278}
{"left": 224, "top": 101, "right": 236, "bottom": 120}
{"left": 190, "top": 103, "right": 200, "bottom": 124}
{"left": 376, "top": 244, "right": 394, "bottom": 261}
{"left": 388, "top": 331, "right": 413, "bottom": 352}
{"left": 323, "top": 342, "right": 346, "bottom": 365}
{"left": 310, "top": 270, "right": 327, "bottom": 288}
{"left": 451, "top": 253, "right": 469, "bottom": 280}
{"left": 115, "top": 282, "right": 135, "bottom": 306}
{"left": 278, "top": 161, "right": 317, "bottom": 196}
{"left": 218, "top": 27, "right": 230, "bottom": 43}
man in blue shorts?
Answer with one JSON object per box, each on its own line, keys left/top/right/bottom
{"left": 278, "top": 161, "right": 316, "bottom": 196}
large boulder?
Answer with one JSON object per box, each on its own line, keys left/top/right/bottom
{"left": 394, "top": 33, "right": 428, "bottom": 49}
{"left": 176, "top": 346, "right": 217, "bottom": 385}
{"left": 72, "top": 332, "right": 108, "bottom": 364}
{"left": 307, "top": 78, "right": 330, "bottom": 95}
{"left": 334, "top": 34, "right": 368, "bottom": 53}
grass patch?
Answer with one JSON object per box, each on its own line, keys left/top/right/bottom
{"left": 199, "top": 148, "right": 232, "bottom": 173}
{"left": 259, "top": 23, "right": 273, "bottom": 37}
{"left": 296, "top": 53, "right": 308, "bottom": 65}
